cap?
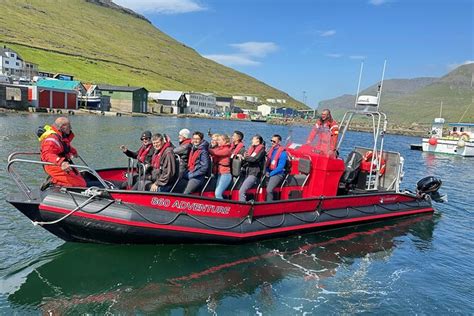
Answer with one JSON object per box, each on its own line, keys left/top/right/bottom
{"left": 179, "top": 128, "right": 190, "bottom": 138}
{"left": 141, "top": 130, "right": 152, "bottom": 139}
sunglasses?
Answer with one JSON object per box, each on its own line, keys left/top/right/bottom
{"left": 141, "top": 137, "right": 150, "bottom": 141}
{"left": 271, "top": 140, "right": 276, "bottom": 143}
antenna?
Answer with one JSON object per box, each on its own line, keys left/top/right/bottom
{"left": 377, "top": 60, "right": 387, "bottom": 108}
{"left": 354, "top": 62, "right": 364, "bottom": 108}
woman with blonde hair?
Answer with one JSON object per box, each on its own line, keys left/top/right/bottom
{"left": 209, "top": 134, "right": 232, "bottom": 199}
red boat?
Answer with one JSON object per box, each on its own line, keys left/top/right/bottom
{"left": 6, "top": 96, "right": 444, "bottom": 244}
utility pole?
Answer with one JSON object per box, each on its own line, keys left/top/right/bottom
{"left": 302, "top": 91, "right": 307, "bottom": 106}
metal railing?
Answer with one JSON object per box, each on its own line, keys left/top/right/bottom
{"left": 6, "top": 152, "right": 111, "bottom": 200}
{"left": 125, "top": 158, "right": 147, "bottom": 190}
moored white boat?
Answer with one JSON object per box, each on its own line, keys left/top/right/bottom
{"left": 422, "top": 118, "right": 474, "bottom": 156}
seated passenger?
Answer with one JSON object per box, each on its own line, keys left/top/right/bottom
{"left": 183, "top": 132, "right": 210, "bottom": 194}
{"left": 209, "top": 134, "right": 232, "bottom": 199}
{"left": 173, "top": 128, "right": 192, "bottom": 178}
{"left": 210, "top": 133, "right": 220, "bottom": 149}
{"left": 147, "top": 133, "right": 177, "bottom": 192}
{"left": 39, "top": 117, "right": 87, "bottom": 187}
{"left": 120, "top": 130, "right": 154, "bottom": 165}
{"left": 230, "top": 130, "right": 245, "bottom": 158}
{"left": 265, "top": 134, "right": 288, "bottom": 201}
{"left": 238, "top": 135, "right": 266, "bottom": 201}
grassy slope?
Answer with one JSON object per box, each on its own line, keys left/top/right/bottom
{"left": 325, "top": 64, "right": 473, "bottom": 124}
{"left": 382, "top": 64, "right": 473, "bottom": 124}
{"left": 0, "top": 0, "right": 307, "bottom": 109}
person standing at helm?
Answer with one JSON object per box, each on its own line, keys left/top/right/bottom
{"left": 306, "top": 108, "right": 339, "bottom": 155}
{"left": 39, "top": 117, "right": 87, "bottom": 187}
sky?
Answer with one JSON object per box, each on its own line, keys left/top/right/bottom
{"left": 114, "top": 0, "right": 473, "bottom": 108}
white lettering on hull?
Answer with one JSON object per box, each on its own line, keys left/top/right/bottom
{"left": 151, "top": 197, "right": 231, "bottom": 215}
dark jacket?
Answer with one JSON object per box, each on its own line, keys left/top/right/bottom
{"left": 243, "top": 144, "right": 266, "bottom": 177}
{"left": 151, "top": 146, "right": 177, "bottom": 187}
{"left": 186, "top": 140, "right": 210, "bottom": 179}
{"left": 173, "top": 138, "right": 192, "bottom": 176}
{"left": 124, "top": 144, "right": 154, "bottom": 165}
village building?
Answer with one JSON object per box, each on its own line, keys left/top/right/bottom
{"left": 150, "top": 90, "right": 187, "bottom": 114}
{"left": 185, "top": 92, "right": 216, "bottom": 115}
{"left": 257, "top": 104, "right": 275, "bottom": 116}
{"left": 0, "top": 83, "right": 29, "bottom": 110}
{"left": 215, "top": 96, "right": 234, "bottom": 114}
{"left": 80, "top": 84, "right": 111, "bottom": 111}
{"left": 97, "top": 85, "right": 148, "bottom": 113}
{"left": 275, "top": 107, "right": 300, "bottom": 117}
{"left": 31, "top": 79, "right": 86, "bottom": 110}
{"left": 0, "top": 46, "right": 38, "bottom": 79}
{"left": 36, "top": 71, "right": 74, "bottom": 81}
{"left": 233, "top": 95, "right": 259, "bottom": 103}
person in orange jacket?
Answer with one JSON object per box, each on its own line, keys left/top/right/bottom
{"left": 39, "top": 117, "right": 87, "bottom": 187}
{"left": 306, "top": 109, "right": 339, "bottom": 156}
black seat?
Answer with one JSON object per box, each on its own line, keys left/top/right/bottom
{"left": 229, "top": 157, "right": 244, "bottom": 191}
{"left": 339, "top": 151, "right": 363, "bottom": 193}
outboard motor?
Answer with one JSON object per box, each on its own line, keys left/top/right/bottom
{"left": 416, "top": 176, "right": 447, "bottom": 202}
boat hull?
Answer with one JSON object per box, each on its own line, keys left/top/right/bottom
{"left": 7, "top": 189, "right": 434, "bottom": 244}
{"left": 422, "top": 138, "right": 474, "bottom": 156}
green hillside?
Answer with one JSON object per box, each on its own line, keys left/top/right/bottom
{"left": 320, "top": 64, "right": 473, "bottom": 123}
{"left": 0, "top": 0, "right": 307, "bottom": 109}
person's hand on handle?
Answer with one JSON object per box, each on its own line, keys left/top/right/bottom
{"left": 61, "top": 161, "right": 72, "bottom": 173}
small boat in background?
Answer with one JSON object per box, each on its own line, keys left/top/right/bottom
{"left": 421, "top": 117, "right": 474, "bottom": 157}
{"left": 250, "top": 115, "right": 267, "bottom": 123}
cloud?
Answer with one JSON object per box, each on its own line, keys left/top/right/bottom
{"left": 368, "top": 0, "right": 390, "bottom": 5}
{"left": 203, "top": 54, "right": 260, "bottom": 66}
{"left": 447, "top": 60, "right": 474, "bottom": 70}
{"left": 349, "top": 55, "right": 366, "bottom": 60}
{"left": 326, "top": 53, "right": 343, "bottom": 58}
{"left": 204, "top": 41, "right": 278, "bottom": 67}
{"left": 318, "top": 30, "right": 336, "bottom": 37}
{"left": 230, "top": 42, "right": 278, "bottom": 57}
{"left": 113, "top": 0, "right": 206, "bottom": 14}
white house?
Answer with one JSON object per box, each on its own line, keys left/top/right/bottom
{"left": 233, "top": 95, "right": 259, "bottom": 103}
{"left": 257, "top": 104, "right": 275, "bottom": 116}
{"left": 185, "top": 92, "right": 216, "bottom": 114}
{"left": 0, "top": 46, "right": 38, "bottom": 79}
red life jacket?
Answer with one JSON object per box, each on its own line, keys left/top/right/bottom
{"left": 246, "top": 144, "right": 264, "bottom": 157}
{"left": 151, "top": 142, "right": 172, "bottom": 170}
{"left": 188, "top": 147, "right": 202, "bottom": 172}
{"left": 181, "top": 138, "right": 191, "bottom": 146}
{"left": 137, "top": 143, "right": 153, "bottom": 163}
{"left": 231, "top": 142, "right": 244, "bottom": 157}
{"left": 360, "top": 151, "right": 386, "bottom": 175}
{"left": 266, "top": 144, "right": 285, "bottom": 170}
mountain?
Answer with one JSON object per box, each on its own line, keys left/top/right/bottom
{"left": 0, "top": 0, "right": 307, "bottom": 109}
{"left": 320, "top": 64, "right": 473, "bottom": 123}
